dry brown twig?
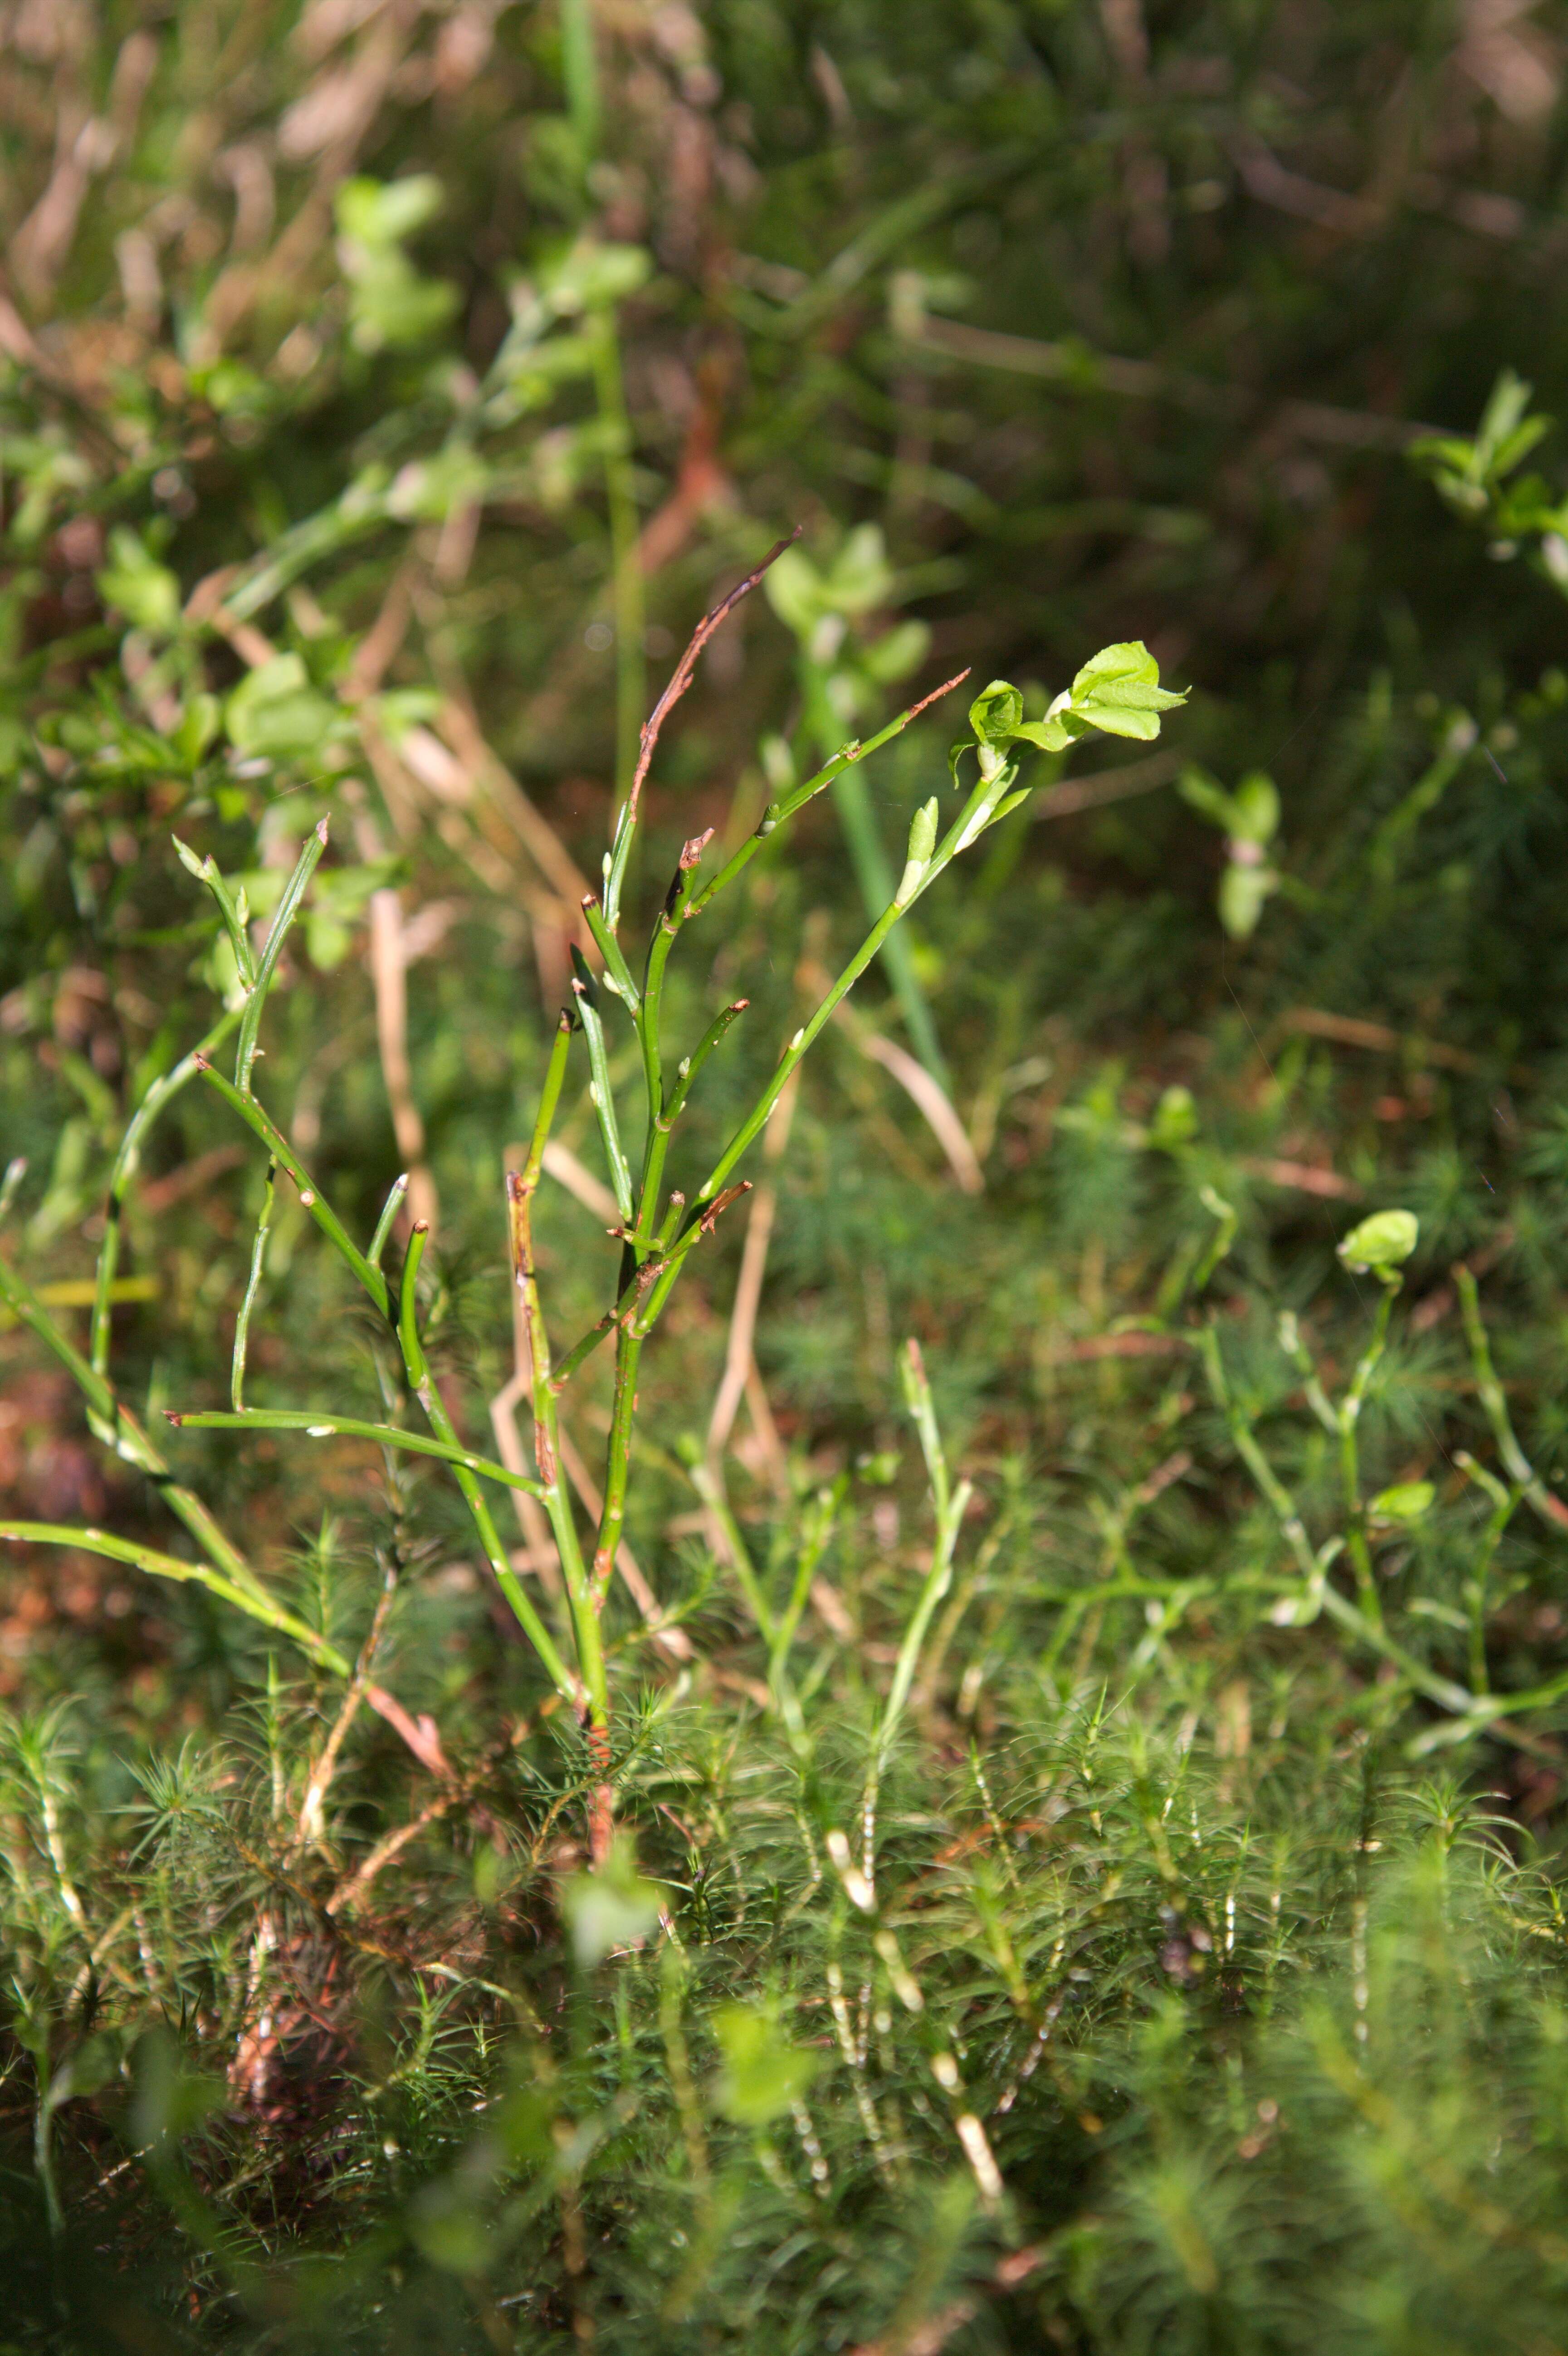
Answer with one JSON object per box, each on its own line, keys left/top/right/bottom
{"left": 705, "top": 1073, "right": 800, "bottom": 1477}
{"left": 625, "top": 528, "right": 802, "bottom": 820}
{"left": 796, "top": 953, "right": 984, "bottom": 1194}
{"left": 491, "top": 1144, "right": 694, "bottom": 1660}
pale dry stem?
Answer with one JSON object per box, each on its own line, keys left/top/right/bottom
{"left": 297, "top": 1560, "right": 396, "bottom": 1847}
{"left": 705, "top": 1072, "right": 799, "bottom": 1471}
{"left": 798, "top": 954, "right": 982, "bottom": 1193}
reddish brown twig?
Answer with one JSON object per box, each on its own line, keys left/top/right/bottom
{"left": 626, "top": 528, "right": 802, "bottom": 819}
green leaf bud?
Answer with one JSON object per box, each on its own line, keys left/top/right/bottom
{"left": 895, "top": 796, "right": 940, "bottom": 906}
{"left": 968, "top": 679, "right": 1024, "bottom": 747}
{"left": 1338, "top": 1209, "right": 1419, "bottom": 1275}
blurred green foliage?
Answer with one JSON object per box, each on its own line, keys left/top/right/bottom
{"left": 10, "top": 0, "right": 1568, "bottom": 2347}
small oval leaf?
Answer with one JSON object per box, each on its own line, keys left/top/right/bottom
{"left": 1338, "top": 1209, "right": 1419, "bottom": 1273}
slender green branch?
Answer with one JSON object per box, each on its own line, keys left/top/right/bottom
{"left": 92, "top": 1007, "right": 241, "bottom": 1379}
{"left": 560, "top": 0, "right": 599, "bottom": 156}
{"left": 549, "top": 1305, "right": 621, "bottom": 1393}
{"left": 368, "top": 1173, "right": 409, "bottom": 1270}
{"left": 592, "top": 1326, "right": 645, "bottom": 1600}
{"left": 1456, "top": 1263, "right": 1567, "bottom": 1532}
{"left": 231, "top": 1160, "right": 275, "bottom": 1412}
{"left": 635, "top": 999, "right": 747, "bottom": 1239}
{"left": 1315, "top": 1582, "right": 1474, "bottom": 1716}
{"left": 693, "top": 899, "right": 905, "bottom": 1210}
{"left": 768, "top": 1488, "right": 838, "bottom": 1687}
{"left": 172, "top": 838, "right": 255, "bottom": 987}
{"left": 196, "top": 1059, "right": 388, "bottom": 1318}
{"left": 1367, "top": 736, "right": 1475, "bottom": 883}
{"left": 166, "top": 1406, "right": 550, "bottom": 1499}
{"left": 569, "top": 951, "right": 635, "bottom": 1227}
{"left": 688, "top": 670, "right": 972, "bottom": 921}
{"left": 662, "top": 1002, "right": 750, "bottom": 1134}
{"left": 0, "top": 1521, "right": 350, "bottom": 1676}
{"left": 551, "top": 1184, "right": 750, "bottom": 1390}
{"left": 506, "top": 1018, "right": 608, "bottom": 1728}
{"left": 1196, "top": 1324, "right": 1317, "bottom": 1582}
{"left": 640, "top": 833, "right": 710, "bottom": 1031}
{"left": 399, "top": 1217, "right": 430, "bottom": 1379}
{"left": 395, "top": 1217, "right": 582, "bottom": 1707}
{"left": 901, "top": 1336, "right": 951, "bottom": 1526}
{"left": 878, "top": 1344, "right": 967, "bottom": 1772}
{"left": 801, "top": 644, "right": 948, "bottom": 1086}
{"left": 235, "top": 819, "right": 328, "bottom": 1093}
{"left": 1204, "top": 1317, "right": 1498, "bottom": 1724}
{"left": 1277, "top": 1312, "right": 1339, "bottom": 1437}
{"left": 1339, "top": 1279, "right": 1399, "bottom": 1624}
{"left": 686, "top": 747, "right": 1017, "bottom": 1222}
{"left": 857, "top": 1345, "right": 973, "bottom": 1899}
{"left": 631, "top": 1186, "right": 750, "bottom": 1336}
{"left": 0, "top": 1245, "right": 277, "bottom": 1611}
{"left": 633, "top": 832, "right": 713, "bottom": 1219}
{"left": 1454, "top": 1453, "right": 1518, "bottom": 1695}
{"left": 686, "top": 1456, "right": 776, "bottom": 1644}
{"left": 581, "top": 895, "right": 640, "bottom": 1012}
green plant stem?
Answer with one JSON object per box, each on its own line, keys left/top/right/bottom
{"left": 878, "top": 1346, "right": 966, "bottom": 1771}
{"left": 554, "top": 717, "right": 1009, "bottom": 1388}
{"left": 0, "top": 1521, "right": 350, "bottom": 1674}
{"left": 1469, "top": 1486, "right": 1515, "bottom": 1696}
{"left": 570, "top": 955, "right": 635, "bottom": 1227}
{"left": 1339, "top": 1279, "right": 1399, "bottom": 1625}
{"left": 832, "top": 764, "right": 948, "bottom": 1085}
{"left": 688, "top": 670, "right": 972, "bottom": 922}
{"left": 636, "top": 999, "right": 747, "bottom": 1236}
{"left": 686, "top": 1457, "right": 775, "bottom": 1643}
{"left": 235, "top": 820, "right": 328, "bottom": 1092}
{"left": 196, "top": 1061, "right": 388, "bottom": 1315}
{"left": 1456, "top": 1263, "right": 1566, "bottom": 1531}
{"left": 582, "top": 895, "right": 640, "bottom": 1012}
{"left": 395, "top": 1219, "right": 581, "bottom": 1706}
{"left": 196, "top": 1054, "right": 578, "bottom": 1696}
{"left": 1197, "top": 1325, "right": 1318, "bottom": 1584}
{"left": 166, "top": 1407, "right": 549, "bottom": 1498}
{"left": 0, "top": 1246, "right": 276, "bottom": 1612}
{"left": 231, "top": 1160, "right": 275, "bottom": 1412}
{"left": 880, "top": 1480, "right": 969, "bottom": 1772}
{"left": 628, "top": 1185, "right": 750, "bottom": 1335}
{"left": 800, "top": 651, "right": 948, "bottom": 1085}
{"left": 694, "top": 901, "right": 905, "bottom": 1210}
{"left": 690, "top": 752, "right": 1011, "bottom": 1217}
{"left": 1314, "top": 1582, "right": 1474, "bottom": 1716}
{"left": 508, "top": 1019, "right": 610, "bottom": 1732}
{"left": 1367, "top": 734, "right": 1474, "bottom": 883}
{"left": 860, "top": 1346, "right": 972, "bottom": 1894}
{"left": 91, "top": 1007, "right": 240, "bottom": 1379}
{"left": 631, "top": 848, "right": 708, "bottom": 1220}
{"left": 550, "top": 1182, "right": 747, "bottom": 1390}
{"left": 1202, "top": 1322, "right": 1489, "bottom": 1721}
{"left": 769, "top": 1491, "right": 837, "bottom": 1687}
{"left": 560, "top": 0, "right": 600, "bottom": 162}
{"left": 592, "top": 1325, "right": 644, "bottom": 1600}
{"left": 1278, "top": 1315, "right": 1339, "bottom": 1436}
{"left": 367, "top": 1172, "right": 409, "bottom": 1269}
{"left": 661, "top": 1002, "right": 749, "bottom": 1139}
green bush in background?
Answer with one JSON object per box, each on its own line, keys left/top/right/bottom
{"left": 8, "top": 2, "right": 1568, "bottom": 2347}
